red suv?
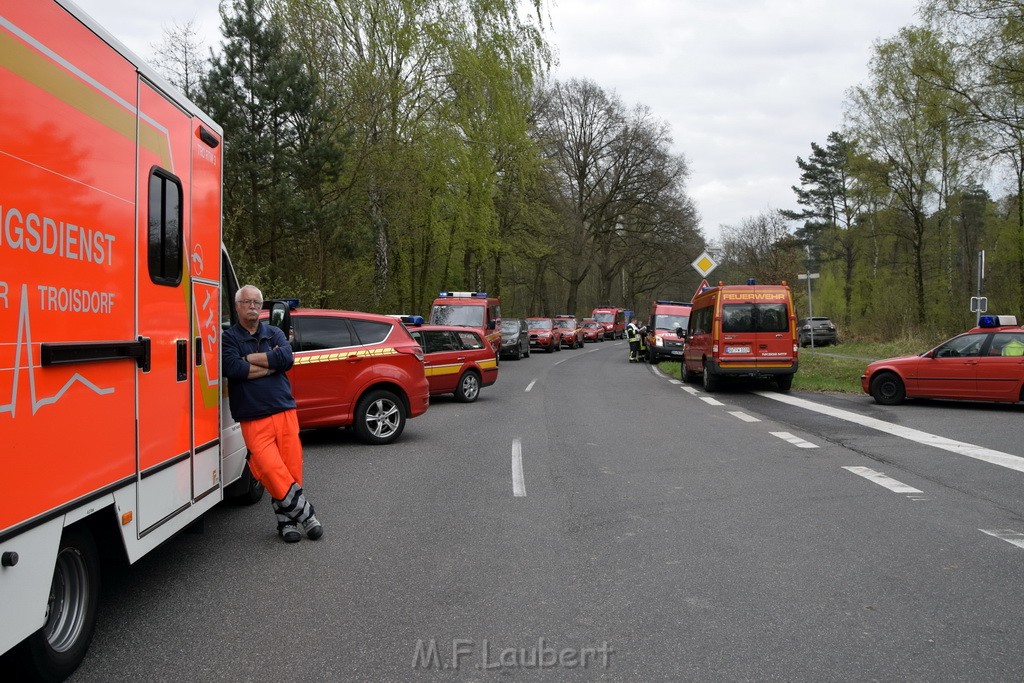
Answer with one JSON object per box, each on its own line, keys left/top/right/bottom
{"left": 267, "top": 308, "right": 430, "bottom": 444}
{"left": 526, "top": 317, "right": 561, "bottom": 353}
{"left": 409, "top": 325, "right": 499, "bottom": 402}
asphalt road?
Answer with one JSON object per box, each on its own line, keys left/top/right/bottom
{"left": 67, "top": 340, "right": 1024, "bottom": 681}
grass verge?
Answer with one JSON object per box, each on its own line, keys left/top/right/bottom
{"left": 652, "top": 339, "right": 927, "bottom": 394}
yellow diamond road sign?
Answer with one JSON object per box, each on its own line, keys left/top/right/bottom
{"left": 691, "top": 251, "right": 718, "bottom": 277}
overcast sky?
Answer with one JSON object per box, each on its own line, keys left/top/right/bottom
{"left": 72, "top": 0, "right": 921, "bottom": 242}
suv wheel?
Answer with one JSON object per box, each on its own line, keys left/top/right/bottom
{"left": 455, "top": 371, "right": 481, "bottom": 403}
{"left": 354, "top": 389, "right": 406, "bottom": 444}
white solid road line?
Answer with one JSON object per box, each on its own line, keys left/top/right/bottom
{"left": 842, "top": 466, "right": 922, "bottom": 493}
{"left": 756, "top": 391, "right": 1024, "bottom": 474}
{"left": 512, "top": 438, "right": 526, "bottom": 497}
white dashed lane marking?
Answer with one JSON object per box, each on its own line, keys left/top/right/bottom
{"left": 843, "top": 466, "right": 922, "bottom": 493}
{"left": 729, "top": 411, "right": 761, "bottom": 423}
{"left": 980, "top": 529, "right": 1024, "bottom": 550}
{"left": 770, "top": 431, "right": 818, "bottom": 449}
{"left": 511, "top": 438, "right": 526, "bottom": 497}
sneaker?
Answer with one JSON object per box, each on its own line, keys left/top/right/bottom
{"left": 279, "top": 523, "right": 301, "bottom": 543}
{"left": 302, "top": 515, "right": 324, "bottom": 541}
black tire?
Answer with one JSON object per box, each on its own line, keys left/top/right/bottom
{"left": 683, "top": 362, "right": 699, "bottom": 382}
{"left": 224, "top": 460, "right": 265, "bottom": 505}
{"left": 870, "top": 372, "right": 906, "bottom": 405}
{"left": 702, "top": 362, "right": 719, "bottom": 392}
{"left": 353, "top": 389, "right": 406, "bottom": 444}
{"left": 14, "top": 527, "right": 101, "bottom": 682}
{"left": 514, "top": 345, "right": 522, "bottom": 360}
{"left": 455, "top": 371, "right": 481, "bottom": 403}
{"left": 776, "top": 375, "right": 793, "bottom": 392}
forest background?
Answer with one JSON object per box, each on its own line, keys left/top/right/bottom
{"left": 152, "top": 0, "right": 1024, "bottom": 342}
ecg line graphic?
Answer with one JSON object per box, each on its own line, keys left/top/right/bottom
{"left": 0, "top": 284, "right": 115, "bottom": 418}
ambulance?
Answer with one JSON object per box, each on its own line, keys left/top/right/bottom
{"left": 682, "top": 280, "right": 799, "bottom": 392}
{"left": 0, "top": 2, "right": 260, "bottom": 678}
{"left": 428, "top": 291, "right": 502, "bottom": 353}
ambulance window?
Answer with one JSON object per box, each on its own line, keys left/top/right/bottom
{"left": 148, "top": 169, "right": 183, "bottom": 285}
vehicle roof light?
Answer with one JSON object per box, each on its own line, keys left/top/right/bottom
{"left": 438, "top": 291, "right": 487, "bottom": 298}
{"left": 978, "top": 314, "right": 1018, "bottom": 327}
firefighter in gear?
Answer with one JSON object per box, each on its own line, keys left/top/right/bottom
{"left": 627, "top": 319, "right": 641, "bottom": 362}
{"left": 637, "top": 322, "right": 649, "bottom": 362}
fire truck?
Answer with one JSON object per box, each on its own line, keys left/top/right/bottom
{"left": 0, "top": 2, "right": 260, "bottom": 678}
{"left": 428, "top": 291, "right": 502, "bottom": 353}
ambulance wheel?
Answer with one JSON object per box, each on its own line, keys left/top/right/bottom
{"left": 702, "top": 363, "right": 719, "bottom": 392}
{"left": 15, "top": 527, "right": 100, "bottom": 682}
{"left": 455, "top": 370, "right": 481, "bottom": 403}
{"left": 870, "top": 372, "right": 905, "bottom": 406}
{"left": 776, "top": 376, "right": 793, "bottom": 392}
{"left": 354, "top": 389, "right": 406, "bottom": 444}
{"left": 225, "top": 460, "right": 265, "bottom": 505}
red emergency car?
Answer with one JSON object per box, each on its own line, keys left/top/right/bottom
{"left": 409, "top": 325, "right": 500, "bottom": 402}
{"left": 862, "top": 315, "right": 1024, "bottom": 405}
{"left": 267, "top": 307, "right": 431, "bottom": 444}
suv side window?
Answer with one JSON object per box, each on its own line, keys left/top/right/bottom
{"left": 456, "top": 331, "right": 485, "bottom": 349}
{"left": 351, "top": 319, "right": 392, "bottom": 345}
{"left": 294, "top": 316, "right": 354, "bottom": 351}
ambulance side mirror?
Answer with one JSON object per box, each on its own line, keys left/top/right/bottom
{"left": 675, "top": 327, "right": 686, "bottom": 339}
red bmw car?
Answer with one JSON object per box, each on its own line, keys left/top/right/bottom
{"left": 862, "top": 315, "right": 1024, "bottom": 405}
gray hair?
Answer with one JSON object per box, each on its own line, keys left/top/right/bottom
{"left": 235, "top": 284, "right": 263, "bottom": 303}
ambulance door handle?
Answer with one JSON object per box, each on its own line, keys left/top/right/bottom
{"left": 759, "top": 344, "right": 768, "bottom": 349}
{"left": 176, "top": 339, "right": 188, "bottom": 381}
{"left": 194, "top": 337, "right": 203, "bottom": 367}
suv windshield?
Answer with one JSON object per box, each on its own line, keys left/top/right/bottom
{"left": 529, "top": 319, "right": 551, "bottom": 329}
{"left": 553, "top": 319, "right": 573, "bottom": 328}
{"left": 501, "top": 320, "right": 519, "bottom": 332}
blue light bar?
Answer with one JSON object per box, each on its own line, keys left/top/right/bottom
{"left": 437, "top": 291, "right": 488, "bottom": 298}
{"left": 978, "top": 315, "right": 1018, "bottom": 327}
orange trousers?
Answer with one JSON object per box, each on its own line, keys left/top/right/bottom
{"left": 240, "top": 409, "right": 303, "bottom": 500}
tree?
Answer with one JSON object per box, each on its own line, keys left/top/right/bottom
{"left": 845, "top": 27, "right": 964, "bottom": 324}
{"left": 200, "top": 0, "right": 348, "bottom": 301}
{"left": 782, "top": 131, "right": 865, "bottom": 326}
{"left": 150, "top": 18, "right": 208, "bottom": 100}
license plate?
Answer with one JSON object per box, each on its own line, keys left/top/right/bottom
{"left": 725, "top": 346, "right": 750, "bottom": 354}
{"left": 671, "top": 350, "right": 684, "bottom": 356}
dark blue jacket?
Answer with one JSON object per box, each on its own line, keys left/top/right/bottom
{"left": 222, "top": 321, "right": 296, "bottom": 421}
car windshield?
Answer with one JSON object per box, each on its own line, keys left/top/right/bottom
{"left": 501, "top": 320, "right": 519, "bottom": 332}
{"left": 529, "top": 319, "right": 551, "bottom": 329}
{"left": 593, "top": 312, "right": 613, "bottom": 323}
{"left": 554, "top": 320, "right": 573, "bottom": 328}
{"left": 654, "top": 314, "right": 688, "bottom": 330}
{"left": 430, "top": 304, "right": 484, "bottom": 327}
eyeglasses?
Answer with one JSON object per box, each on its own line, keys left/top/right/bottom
{"left": 238, "top": 299, "right": 263, "bottom": 307}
